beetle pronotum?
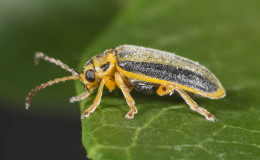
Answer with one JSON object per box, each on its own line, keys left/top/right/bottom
{"left": 25, "top": 45, "right": 225, "bottom": 121}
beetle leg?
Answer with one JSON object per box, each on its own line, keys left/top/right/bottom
{"left": 173, "top": 85, "right": 216, "bottom": 122}
{"left": 81, "top": 78, "right": 107, "bottom": 119}
{"left": 70, "top": 90, "right": 93, "bottom": 103}
{"left": 115, "top": 74, "right": 134, "bottom": 92}
{"left": 157, "top": 84, "right": 174, "bottom": 96}
{"left": 115, "top": 72, "right": 137, "bottom": 119}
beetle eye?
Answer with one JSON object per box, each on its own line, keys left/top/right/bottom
{"left": 85, "top": 69, "right": 95, "bottom": 82}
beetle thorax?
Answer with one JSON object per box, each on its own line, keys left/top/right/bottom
{"left": 93, "top": 50, "right": 116, "bottom": 78}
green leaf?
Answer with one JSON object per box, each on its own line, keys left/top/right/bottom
{"left": 78, "top": 0, "right": 260, "bottom": 159}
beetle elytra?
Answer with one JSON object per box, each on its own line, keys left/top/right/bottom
{"left": 25, "top": 45, "right": 225, "bottom": 121}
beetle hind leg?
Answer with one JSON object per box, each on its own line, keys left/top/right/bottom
{"left": 115, "top": 72, "right": 137, "bottom": 119}
{"left": 173, "top": 85, "right": 216, "bottom": 122}
{"left": 156, "top": 84, "right": 174, "bottom": 96}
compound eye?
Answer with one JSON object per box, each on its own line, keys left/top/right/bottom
{"left": 85, "top": 69, "right": 95, "bottom": 82}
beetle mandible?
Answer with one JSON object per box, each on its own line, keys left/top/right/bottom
{"left": 25, "top": 45, "right": 225, "bottom": 121}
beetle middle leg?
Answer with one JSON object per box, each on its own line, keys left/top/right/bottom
{"left": 81, "top": 76, "right": 114, "bottom": 119}
{"left": 115, "top": 72, "right": 137, "bottom": 119}
{"left": 172, "top": 85, "right": 216, "bottom": 121}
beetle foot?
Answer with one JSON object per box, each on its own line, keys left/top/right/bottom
{"left": 125, "top": 109, "right": 137, "bottom": 119}
{"left": 125, "top": 112, "right": 134, "bottom": 119}
{"left": 206, "top": 113, "right": 216, "bottom": 122}
{"left": 70, "top": 96, "right": 77, "bottom": 103}
{"left": 81, "top": 111, "right": 90, "bottom": 119}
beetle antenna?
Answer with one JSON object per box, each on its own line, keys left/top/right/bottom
{"left": 34, "top": 52, "right": 79, "bottom": 76}
{"left": 25, "top": 75, "right": 80, "bottom": 109}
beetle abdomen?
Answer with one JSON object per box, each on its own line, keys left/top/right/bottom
{"left": 115, "top": 45, "right": 225, "bottom": 98}
{"left": 128, "top": 78, "right": 157, "bottom": 94}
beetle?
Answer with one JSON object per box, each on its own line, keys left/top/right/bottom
{"left": 25, "top": 45, "right": 225, "bottom": 121}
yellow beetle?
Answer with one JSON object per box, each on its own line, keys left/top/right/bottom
{"left": 26, "top": 45, "right": 225, "bottom": 121}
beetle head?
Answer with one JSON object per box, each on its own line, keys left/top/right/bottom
{"left": 80, "top": 49, "right": 116, "bottom": 91}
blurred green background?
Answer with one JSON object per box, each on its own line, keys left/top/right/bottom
{"left": 0, "top": 0, "right": 123, "bottom": 116}
{"left": 1, "top": 0, "right": 260, "bottom": 159}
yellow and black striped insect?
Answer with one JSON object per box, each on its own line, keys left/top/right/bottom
{"left": 25, "top": 45, "right": 225, "bottom": 121}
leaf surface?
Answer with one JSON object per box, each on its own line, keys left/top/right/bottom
{"left": 78, "top": 0, "right": 260, "bottom": 159}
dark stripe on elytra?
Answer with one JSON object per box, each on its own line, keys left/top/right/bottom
{"left": 118, "top": 61, "right": 217, "bottom": 93}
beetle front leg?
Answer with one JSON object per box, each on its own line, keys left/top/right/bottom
{"left": 80, "top": 76, "right": 114, "bottom": 119}
{"left": 81, "top": 78, "right": 106, "bottom": 119}
{"left": 173, "top": 85, "right": 216, "bottom": 122}
{"left": 115, "top": 72, "right": 137, "bottom": 119}
{"left": 70, "top": 90, "right": 93, "bottom": 103}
